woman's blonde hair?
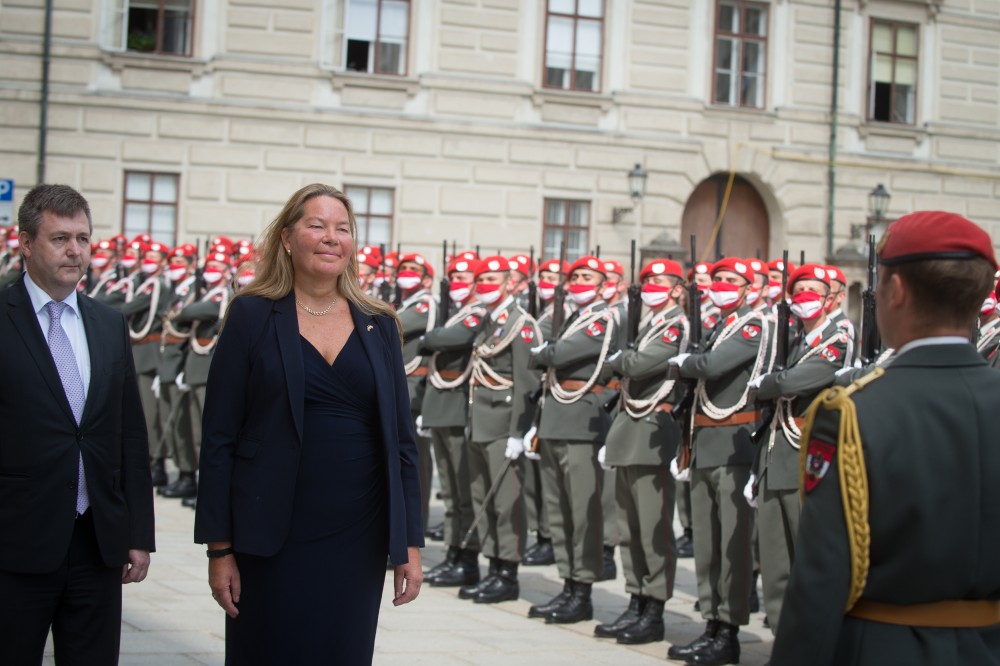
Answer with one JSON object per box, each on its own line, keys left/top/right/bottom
{"left": 236, "top": 183, "right": 400, "bottom": 332}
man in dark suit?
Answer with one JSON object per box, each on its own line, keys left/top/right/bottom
{"left": 0, "top": 184, "right": 155, "bottom": 664}
{"left": 771, "top": 211, "right": 1000, "bottom": 666}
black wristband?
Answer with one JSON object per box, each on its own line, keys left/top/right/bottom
{"left": 206, "top": 547, "right": 235, "bottom": 559}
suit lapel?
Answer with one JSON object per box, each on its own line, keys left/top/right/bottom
{"left": 350, "top": 303, "right": 391, "bottom": 458}
{"left": 274, "top": 293, "right": 304, "bottom": 444}
{"left": 76, "top": 295, "right": 105, "bottom": 426}
{"left": 6, "top": 278, "right": 78, "bottom": 425}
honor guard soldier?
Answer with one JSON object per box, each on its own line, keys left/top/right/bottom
{"left": 595, "top": 259, "right": 689, "bottom": 645}
{"left": 459, "top": 256, "right": 541, "bottom": 603}
{"left": 668, "top": 257, "right": 770, "bottom": 665}
{"left": 766, "top": 259, "right": 795, "bottom": 309}
{"left": 824, "top": 265, "right": 857, "bottom": 361}
{"left": 508, "top": 253, "right": 534, "bottom": 308}
{"left": 395, "top": 253, "right": 437, "bottom": 533}
{"left": 771, "top": 211, "right": 1000, "bottom": 666}
{"left": 171, "top": 251, "right": 234, "bottom": 509}
{"left": 747, "top": 264, "right": 851, "bottom": 634}
{"left": 977, "top": 281, "right": 999, "bottom": 363}
{"left": 522, "top": 256, "right": 569, "bottom": 566}
{"left": 0, "top": 226, "right": 23, "bottom": 289}
{"left": 356, "top": 245, "right": 381, "bottom": 297}
{"left": 92, "top": 239, "right": 144, "bottom": 309}
{"left": 420, "top": 256, "right": 487, "bottom": 587}
{"left": 529, "top": 255, "right": 619, "bottom": 624}
{"left": 747, "top": 259, "right": 770, "bottom": 314}
{"left": 156, "top": 244, "right": 199, "bottom": 500}
{"left": 602, "top": 259, "right": 629, "bottom": 321}
{"left": 120, "top": 240, "right": 171, "bottom": 486}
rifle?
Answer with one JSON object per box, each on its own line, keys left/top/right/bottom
{"left": 437, "top": 239, "right": 451, "bottom": 326}
{"left": 194, "top": 238, "right": 207, "bottom": 296}
{"left": 859, "top": 235, "right": 881, "bottom": 364}
{"left": 377, "top": 243, "right": 391, "bottom": 303}
{"left": 750, "top": 250, "right": 791, "bottom": 444}
{"left": 550, "top": 241, "right": 568, "bottom": 336}
{"left": 392, "top": 243, "right": 403, "bottom": 309}
{"left": 626, "top": 239, "right": 641, "bottom": 348}
{"left": 526, "top": 245, "right": 538, "bottom": 318}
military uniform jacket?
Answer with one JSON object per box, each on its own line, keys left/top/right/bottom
{"left": 397, "top": 289, "right": 436, "bottom": 414}
{"left": 120, "top": 274, "right": 171, "bottom": 374}
{"left": 771, "top": 343, "right": 1000, "bottom": 666}
{"left": 420, "top": 302, "right": 487, "bottom": 429}
{"left": 605, "top": 305, "right": 688, "bottom": 466}
{"left": 91, "top": 272, "right": 140, "bottom": 311}
{"left": 535, "top": 300, "right": 618, "bottom": 443}
{"left": 977, "top": 317, "right": 1000, "bottom": 363}
{"left": 536, "top": 300, "right": 572, "bottom": 342}
{"left": 753, "top": 319, "right": 850, "bottom": 489}
{"left": 174, "top": 283, "right": 231, "bottom": 386}
{"left": 468, "top": 297, "right": 541, "bottom": 443}
{"left": 156, "top": 276, "right": 198, "bottom": 383}
{"left": 680, "top": 304, "right": 768, "bottom": 468}
{"left": 829, "top": 308, "right": 857, "bottom": 364}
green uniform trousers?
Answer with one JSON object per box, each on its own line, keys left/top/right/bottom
{"left": 412, "top": 413, "right": 433, "bottom": 531}
{"left": 430, "top": 426, "right": 478, "bottom": 550}
{"left": 541, "top": 439, "right": 604, "bottom": 583}
{"left": 469, "top": 438, "right": 526, "bottom": 562}
{"left": 188, "top": 385, "right": 206, "bottom": 466}
{"left": 137, "top": 370, "right": 164, "bottom": 461}
{"left": 603, "top": 467, "right": 618, "bottom": 547}
{"left": 691, "top": 463, "right": 753, "bottom": 626}
{"left": 758, "top": 482, "right": 800, "bottom": 635}
{"left": 677, "top": 479, "right": 692, "bottom": 531}
{"left": 524, "top": 458, "right": 550, "bottom": 540}
{"left": 617, "top": 465, "right": 677, "bottom": 601}
{"left": 160, "top": 382, "right": 195, "bottom": 474}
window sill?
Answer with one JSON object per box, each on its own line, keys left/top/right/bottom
{"left": 101, "top": 50, "right": 207, "bottom": 75}
{"left": 330, "top": 71, "right": 420, "bottom": 97}
{"left": 704, "top": 103, "right": 776, "bottom": 121}
{"left": 857, "top": 121, "right": 926, "bottom": 142}
{"left": 531, "top": 88, "right": 613, "bottom": 112}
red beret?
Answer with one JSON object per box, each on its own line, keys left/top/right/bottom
{"left": 568, "top": 255, "right": 607, "bottom": 277}
{"left": 399, "top": 252, "right": 434, "bottom": 277}
{"left": 640, "top": 259, "right": 684, "bottom": 281}
{"left": 825, "top": 265, "right": 847, "bottom": 285}
{"left": 455, "top": 250, "right": 478, "bottom": 261}
{"left": 877, "top": 211, "right": 997, "bottom": 267}
{"left": 383, "top": 251, "right": 398, "bottom": 268}
{"left": 508, "top": 254, "right": 536, "bottom": 278}
{"left": 357, "top": 251, "right": 381, "bottom": 269}
{"left": 475, "top": 255, "right": 513, "bottom": 278}
{"left": 206, "top": 251, "right": 232, "bottom": 267}
{"left": 359, "top": 245, "right": 382, "bottom": 261}
{"left": 688, "top": 261, "right": 712, "bottom": 280}
{"left": 146, "top": 242, "right": 168, "bottom": 256}
{"left": 711, "top": 257, "right": 753, "bottom": 283}
{"left": 447, "top": 256, "right": 478, "bottom": 275}
{"left": 788, "top": 263, "right": 831, "bottom": 292}
{"left": 767, "top": 258, "right": 796, "bottom": 274}
{"left": 539, "top": 258, "right": 569, "bottom": 275}
{"left": 132, "top": 233, "right": 152, "bottom": 245}
{"left": 748, "top": 259, "right": 769, "bottom": 276}
{"left": 603, "top": 260, "right": 625, "bottom": 277}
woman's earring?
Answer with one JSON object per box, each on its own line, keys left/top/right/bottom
{"left": 286, "top": 248, "right": 291, "bottom": 255}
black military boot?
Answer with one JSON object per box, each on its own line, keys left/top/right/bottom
{"left": 594, "top": 594, "right": 645, "bottom": 638}
{"left": 523, "top": 536, "right": 555, "bottom": 566}
{"left": 433, "top": 549, "right": 480, "bottom": 587}
{"left": 426, "top": 522, "right": 445, "bottom": 541}
{"left": 599, "top": 545, "right": 617, "bottom": 581}
{"left": 458, "top": 557, "right": 497, "bottom": 600}
{"left": 425, "top": 546, "right": 459, "bottom": 583}
{"left": 546, "top": 581, "right": 593, "bottom": 624}
{"left": 748, "top": 570, "right": 760, "bottom": 613}
{"left": 686, "top": 622, "right": 739, "bottom": 665}
{"left": 474, "top": 559, "right": 518, "bottom": 603}
{"left": 150, "top": 459, "right": 167, "bottom": 487}
{"left": 676, "top": 528, "right": 694, "bottom": 558}
{"left": 667, "top": 619, "right": 719, "bottom": 661}
{"left": 160, "top": 472, "right": 197, "bottom": 499}
{"left": 617, "top": 597, "right": 665, "bottom": 644}
{"left": 528, "top": 579, "right": 573, "bottom": 618}
{"left": 181, "top": 496, "right": 197, "bottom": 509}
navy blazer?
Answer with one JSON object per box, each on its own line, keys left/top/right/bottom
{"left": 194, "top": 292, "right": 424, "bottom": 564}
{"left": 0, "top": 277, "right": 155, "bottom": 573}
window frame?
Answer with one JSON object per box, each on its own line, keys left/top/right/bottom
{"left": 711, "top": 0, "right": 769, "bottom": 110}
{"left": 542, "top": 198, "right": 591, "bottom": 263}
{"left": 121, "top": 171, "right": 180, "bottom": 245}
{"left": 122, "top": 0, "right": 197, "bottom": 57}
{"left": 541, "top": 0, "right": 605, "bottom": 94}
{"left": 867, "top": 19, "right": 919, "bottom": 125}
{"left": 342, "top": 0, "right": 412, "bottom": 77}
{"left": 345, "top": 184, "right": 396, "bottom": 249}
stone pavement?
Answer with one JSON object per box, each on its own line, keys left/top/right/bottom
{"left": 45, "top": 492, "right": 773, "bottom": 665}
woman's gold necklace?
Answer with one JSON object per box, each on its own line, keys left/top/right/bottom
{"left": 296, "top": 296, "right": 338, "bottom": 316}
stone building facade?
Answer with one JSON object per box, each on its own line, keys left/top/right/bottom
{"left": 1, "top": 0, "right": 998, "bottom": 306}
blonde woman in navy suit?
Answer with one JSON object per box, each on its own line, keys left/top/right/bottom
{"left": 195, "top": 183, "right": 423, "bottom": 665}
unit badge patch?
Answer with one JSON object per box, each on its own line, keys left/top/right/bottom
{"left": 821, "top": 345, "right": 841, "bottom": 363}
{"left": 703, "top": 314, "right": 718, "bottom": 328}
{"left": 804, "top": 439, "right": 836, "bottom": 493}
{"left": 586, "top": 321, "right": 605, "bottom": 337}
{"left": 742, "top": 324, "right": 761, "bottom": 339}
{"left": 520, "top": 326, "right": 535, "bottom": 343}
{"left": 463, "top": 315, "right": 481, "bottom": 328}
{"left": 663, "top": 327, "right": 680, "bottom": 343}
{"left": 497, "top": 310, "right": 509, "bottom": 325}
{"left": 415, "top": 302, "right": 429, "bottom": 314}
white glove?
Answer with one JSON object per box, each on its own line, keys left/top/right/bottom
{"left": 523, "top": 426, "right": 540, "bottom": 460}
{"left": 744, "top": 474, "right": 758, "bottom": 508}
{"left": 668, "top": 352, "right": 691, "bottom": 367}
{"left": 531, "top": 342, "right": 550, "bottom": 355}
{"left": 748, "top": 374, "right": 767, "bottom": 389}
{"left": 505, "top": 436, "right": 525, "bottom": 460}
{"left": 151, "top": 375, "right": 161, "bottom": 399}
{"left": 175, "top": 372, "right": 191, "bottom": 393}
{"left": 669, "top": 456, "right": 690, "bottom": 482}
{"left": 415, "top": 415, "right": 431, "bottom": 438}
{"left": 605, "top": 349, "right": 622, "bottom": 363}
{"left": 597, "top": 445, "right": 613, "bottom": 471}
{"left": 835, "top": 366, "right": 854, "bottom": 377}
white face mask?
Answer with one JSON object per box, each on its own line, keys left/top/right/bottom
{"left": 981, "top": 296, "right": 997, "bottom": 317}
{"left": 767, "top": 284, "right": 782, "bottom": 300}
{"left": 746, "top": 289, "right": 760, "bottom": 305}
{"left": 601, "top": 285, "right": 617, "bottom": 301}
{"left": 203, "top": 270, "right": 224, "bottom": 285}
{"left": 237, "top": 273, "right": 255, "bottom": 286}
{"left": 790, "top": 292, "right": 825, "bottom": 321}
{"left": 708, "top": 283, "right": 741, "bottom": 309}
{"left": 121, "top": 257, "right": 137, "bottom": 269}
{"left": 140, "top": 260, "right": 159, "bottom": 274}
{"left": 373, "top": 275, "right": 386, "bottom": 288}
{"left": 537, "top": 280, "right": 557, "bottom": 302}
{"left": 91, "top": 256, "right": 110, "bottom": 270}
{"left": 641, "top": 290, "right": 670, "bottom": 308}
{"left": 567, "top": 284, "right": 598, "bottom": 305}
{"left": 449, "top": 284, "right": 471, "bottom": 304}
{"left": 6, "top": 239, "right": 18, "bottom": 249}
{"left": 475, "top": 283, "right": 503, "bottom": 305}
{"left": 396, "top": 270, "right": 421, "bottom": 291}
{"left": 167, "top": 267, "right": 187, "bottom": 282}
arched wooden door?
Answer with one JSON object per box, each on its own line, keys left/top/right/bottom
{"left": 681, "top": 174, "right": 770, "bottom": 262}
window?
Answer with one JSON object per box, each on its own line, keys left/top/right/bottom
{"left": 713, "top": 0, "right": 767, "bottom": 109}
{"left": 104, "top": 0, "right": 195, "bottom": 56}
{"left": 868, "top": 20, "right": 917, "bottom": 124}
{"left": 123, "top": 172, "right": 179, "bottom": 243}
{"left": 346, "top": 185, "right": 394, "bottom": 248}
{"left": 340, "top": 0, "right": 410, "bottom": 75}
{"left": 543, "top": 199, "right": 590, "bottom": 262}
{"left": 543, "top": 0, "right": 604, "bottom": 93}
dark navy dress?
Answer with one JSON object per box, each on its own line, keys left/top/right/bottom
{"left": 228, "top": 329, "right": 388, "bottom": 665}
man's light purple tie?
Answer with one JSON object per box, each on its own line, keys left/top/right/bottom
{"left": 46, "top": 301, "right": 90, "bottom": 515}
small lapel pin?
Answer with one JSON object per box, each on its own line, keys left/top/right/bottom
{"left": 367, "top": 324, "right": 374, "bottom": 331}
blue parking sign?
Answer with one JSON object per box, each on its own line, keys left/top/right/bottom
{"left": 0, "top": 179, "right": 12, "bottom": 202}
{"left": 0, "top": 179, "right": 13, "bottom": 226}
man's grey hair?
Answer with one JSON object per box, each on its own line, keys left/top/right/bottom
{"left": 17, "top": 184, "right": 93, "bottom": 238}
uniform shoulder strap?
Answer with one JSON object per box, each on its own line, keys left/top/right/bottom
{"left": 798, "top": 366, "right": 885, "bottom": 612}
